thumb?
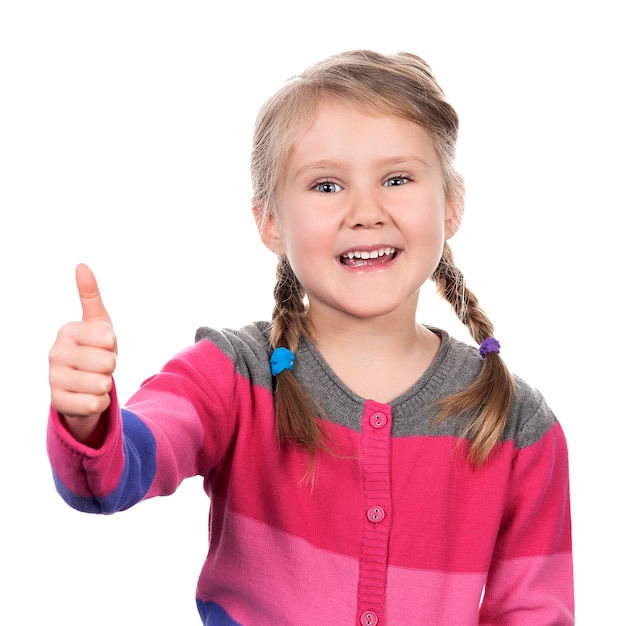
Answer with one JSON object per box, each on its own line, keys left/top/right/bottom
{"left": 75, "top": 263, "right": 112, "bottom": 324}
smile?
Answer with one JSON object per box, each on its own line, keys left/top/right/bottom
{"left": 340, "top": 247, "right": 397, "bottom": 268}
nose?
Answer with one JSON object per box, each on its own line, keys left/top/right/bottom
{"left": 346, "top": 187, "right": 387, "bottom": 229}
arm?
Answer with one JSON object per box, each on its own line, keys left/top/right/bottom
{"left": 47, "top": 263, "right": 141, "bottom": 512}
{"left": 479, "top": 418, "right": 574, "bottom": 625}
{"left": 47, "top": 265, "right": 203, "bottom": 513}
{"left": 48, "top": 339, "right": 242, "bottom": 513}
{"left": 46, "top": 264, "right": 230, "bottom": 513}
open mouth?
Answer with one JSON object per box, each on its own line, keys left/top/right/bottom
{"left": 340, "top": 247, "right": 397, "bottom": 268}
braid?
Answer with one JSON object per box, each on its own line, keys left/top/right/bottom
{"left": 431, "top": 243, "right": 491, "bottom": 341}
{"left": 270, "top": 256, "right": 327, "bottom": 454}
{"left": 431, "top": 243, "right": 516, "bottom": 466}
{"left": 269, "top": 255, "right": 308, "bottom": 352}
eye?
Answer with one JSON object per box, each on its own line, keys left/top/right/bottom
{"left": 384, "top": 174, "right": 412, "bottom": 187}
{"left": 313, "top": 181, "right": 342, "bottom": 194}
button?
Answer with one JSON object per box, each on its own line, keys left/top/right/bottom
{"left": 367, "top": 506, "right": 385, "bottom": 523}
{"left": 360, "top": 611, "right": 379, "bottom": 626}
{"left": 369, "top": 413, "right": 387, "bottom": 429}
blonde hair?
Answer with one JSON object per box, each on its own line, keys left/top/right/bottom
{"left": 251, "top": 50, "right": 514, "bottom": 467}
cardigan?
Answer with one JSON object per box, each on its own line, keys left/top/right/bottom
{"left": 47, "top": 322, "right": 574, "bottom": 625}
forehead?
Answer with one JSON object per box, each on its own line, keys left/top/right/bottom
{"left": 294, "top": 98, "right": 409, "bottom": 136}
{"left": 286, "top": 100, "right": 439, "bottom": 171}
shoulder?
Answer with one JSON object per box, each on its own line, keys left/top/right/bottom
{"left": 438, "top": 331, "right": 560, "bottom": 449}
{"left": 193, "top": 321, "right": 273, "bottom": 387}
{"left": 195, "top": 320, "right": 272, "bottom": 351}
{"left": 506, "top": 375, "right": 559, "bottom": 449}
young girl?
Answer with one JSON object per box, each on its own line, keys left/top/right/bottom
{"left": 47, "top": 50, "right": 574, "bottom": 625}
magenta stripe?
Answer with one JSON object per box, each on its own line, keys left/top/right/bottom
{"left": 210, "top": 420, "right": 569, "bottom": 574}
{"left": 46, "top": 386, "right": 125, "bottom": 497}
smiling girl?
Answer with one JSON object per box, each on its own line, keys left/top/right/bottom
{"left": 47, "top": 50, "right": 574, "bottom": 625}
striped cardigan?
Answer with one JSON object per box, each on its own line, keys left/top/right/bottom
{"left": 47, "top": 322, "right": 574, "bottom": 625}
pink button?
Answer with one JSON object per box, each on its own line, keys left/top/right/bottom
{"left": 360, "top": 611, "right": 379, "bottom": 626}
{"left": 369, "top": 413, "right": 387, "bottom": 429}
{"left": 367, "top": 506, "right": 385, "bottom": 523}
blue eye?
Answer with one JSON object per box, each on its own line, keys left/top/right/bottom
{"left": 384, "top": 176, "right": 410, "bottom": 187}
{"left": 314, "top": 181, "right": 342, "bottom": 193}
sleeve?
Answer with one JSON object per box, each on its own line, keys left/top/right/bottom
{"left": 46, "top": 339, "right": 241, "bottom": 514}
{"left": 479, "top": 416, "right": 574, "bottom": 625}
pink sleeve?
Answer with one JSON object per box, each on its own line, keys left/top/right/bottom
{"left": 480, "top": 422, "right": 574, "bottom": 625}
{"left": 46, "top": 340, "right": 240, "bottom": 512}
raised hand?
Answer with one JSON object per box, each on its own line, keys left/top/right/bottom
{"left": 49, "top": 264, "right": 117, "bottom": 443}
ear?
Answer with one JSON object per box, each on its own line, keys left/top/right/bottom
{"left": 444, "top": 175, "right": 465, "bottom": 240}
{"left": 252, "top": 202, "right": 284, "bottom": 255}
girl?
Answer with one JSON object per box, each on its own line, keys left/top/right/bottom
{"left": 47, "top": 50, "right": 574, "bottom": 625}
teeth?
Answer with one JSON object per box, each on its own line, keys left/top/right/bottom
{"left": 342, "top": 247, "right": 395, "bottom": 259}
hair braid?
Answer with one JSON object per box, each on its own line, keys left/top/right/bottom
{"left": 269, "top": 255, "right": 308, "bottom": 352}
{"left": 269, "top": 256, "right": 327, "bottom": 453}
{"left": 431, "top": 243, "right": 516, "bottom": 466}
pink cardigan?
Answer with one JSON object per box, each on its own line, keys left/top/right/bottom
{"left": 47, "top": 323, "right": 574, "bottom": 625}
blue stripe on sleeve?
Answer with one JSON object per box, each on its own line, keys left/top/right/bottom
{"left": 52, "top": 409, "right": 157, "bottom": 514}
{"left": 196, "top": 600, "right": 244, "bottom": 625}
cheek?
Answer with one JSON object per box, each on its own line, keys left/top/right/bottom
{"left": 281, "top": 208, "right": 333, "bottom": 252}
{"left": 403, "top": 202, "right": 447, "bottom": 241}
{"left": 283, "top": 226, "right": 323, "bottom": 263}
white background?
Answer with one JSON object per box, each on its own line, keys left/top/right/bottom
{"left": 1, "top": 1, "right": 623, "bottom": 624}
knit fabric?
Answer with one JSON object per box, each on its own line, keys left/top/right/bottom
{"left": 47, "top": 323, "right": 574, "bottom": 625}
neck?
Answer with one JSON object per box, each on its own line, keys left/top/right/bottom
{"left": 306, "top": 305, "right": 441, "bottom": 403}
{"left": 307, "top": 291, "right": 420, "bottom": 350}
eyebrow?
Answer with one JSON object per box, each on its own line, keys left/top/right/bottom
{"left": 294, "top": 155, "right": 431, "bottom": 179}
{"left": 375, "top": 155, "right": 431, "bottom": 169}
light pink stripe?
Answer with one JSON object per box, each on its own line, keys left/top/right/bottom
{"left": 198, "top": 503, "right": 562, "bottom": 625}
{"left": 196, "top": 503, "right": 359, "bottom": 625}
{"left": 480, "top": 552, "right": 574, "bottom": 625}
{"left": 127, "top": 389, "right": 206, "bottom": 498}
{"left": 387, "top": 564, "right": 486, "bottom": 625}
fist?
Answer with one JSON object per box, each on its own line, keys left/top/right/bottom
{"left": 49, "top": 263, "right": 117, "bottom": 421}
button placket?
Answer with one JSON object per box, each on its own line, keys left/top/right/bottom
{"left": 357, "top": 403, "right": 391, "bottom": 626}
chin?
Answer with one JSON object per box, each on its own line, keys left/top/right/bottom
{"left": 340, "top": 301, "right": 409, "bottom": 320}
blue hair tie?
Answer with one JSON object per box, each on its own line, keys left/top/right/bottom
{"left": 479, "top": 337, "right": 501, "bottom": 359}
{"left": 270, "top": 347, "right": 295, "bottom": 376}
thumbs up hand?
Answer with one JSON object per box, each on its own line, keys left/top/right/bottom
{"left": 49, "top": 264, "right": 117, "bottom": 439}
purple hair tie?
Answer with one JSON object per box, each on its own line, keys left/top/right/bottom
{"left": 479, "top": 337, "right": 501, "bottom": 359}
{"left": 270, "top": 347, "right": 295, "bottom": 376}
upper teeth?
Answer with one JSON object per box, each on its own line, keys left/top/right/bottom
{"left": 342, "top": 247, "right": 395, "bottom": 260}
